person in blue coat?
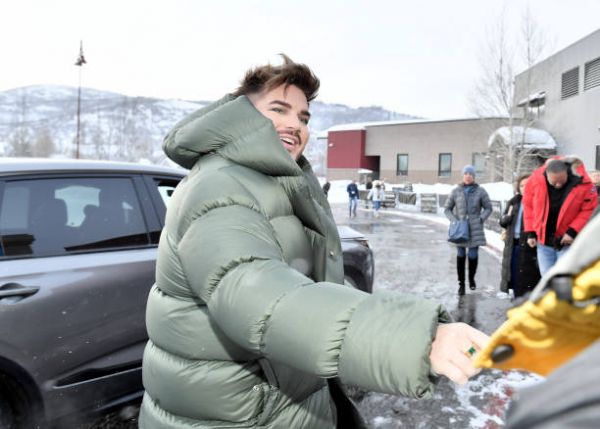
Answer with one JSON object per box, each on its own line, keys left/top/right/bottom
{"left": 347, "top": 179, "right": 359, "bottom": 218}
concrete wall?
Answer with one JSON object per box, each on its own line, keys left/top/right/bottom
{"left": 326, "top": 168, "right": 364, "bottom": 181}
{"left": 514, "top": 29, "right": 600, "bottom": 170}
{"left": 365, "top": 118, "right": 506, "bottom": 184}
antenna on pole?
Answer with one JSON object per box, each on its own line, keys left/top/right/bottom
{"left": 74, "top": 40, "right": 87, "bottom": 159}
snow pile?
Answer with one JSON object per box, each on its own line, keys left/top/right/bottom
{"left": 324, "top": 179, "right": 514, "bottom": 205}
{"left": 488, "top": 126, "right": 557, "bottom": 149}
{"left": 454, "top": 370, "right": 544, "bottom": 428}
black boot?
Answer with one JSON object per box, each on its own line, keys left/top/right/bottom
{"left": 457, "top": 256, "right": 466, "bottom": 295}
{"left": 468, "top": 257, "right": 478, "bottom": 290}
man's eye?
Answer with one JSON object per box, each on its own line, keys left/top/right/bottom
{"left": 300, "top": 117, "right": 309, "bottom": 125}
{"left": 271, "top": 107, "right": 284, "bottom": 113}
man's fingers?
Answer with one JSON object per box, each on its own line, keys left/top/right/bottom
{"left": 452, "top": 350, "right": 481, "bottom": 379}
{"left": 466, "top": 327, "right": 491, "bottom": 349}
{"left": 440, "top": 363, "right": 470, "bottom": 385}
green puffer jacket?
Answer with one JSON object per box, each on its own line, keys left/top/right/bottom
{"left": 140, "top": 94, "right": 451, "bottom": 429}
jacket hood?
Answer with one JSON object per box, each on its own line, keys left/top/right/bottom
{"left": 163, "top": 94, "right": 304, "bottom": 177}
{"left": 545, "top": 155, "right": 592, "bottom": 183}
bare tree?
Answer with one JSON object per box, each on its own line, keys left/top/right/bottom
{"left": 9, "top": 91, "right": 33, "bottom": 156}
{"left": 33, "top": 126, "right": 56, "bottom": 157}
{"left": 470, "top": 6, "right": 554, "bottom": 182}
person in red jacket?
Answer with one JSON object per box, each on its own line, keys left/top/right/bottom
{"left": 523, "top": 156, "right": 598, "bottom": 275}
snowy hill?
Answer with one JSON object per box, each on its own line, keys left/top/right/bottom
{"left": 0, "top": 85, "right": 416, "bottom": 174}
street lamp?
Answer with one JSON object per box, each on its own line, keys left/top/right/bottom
{"left": 74, "top": 40, "right": 87, "bottom": 159}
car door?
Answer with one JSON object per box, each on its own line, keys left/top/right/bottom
{"left": 0, "top": 173, "right": 161, "bottom": 421}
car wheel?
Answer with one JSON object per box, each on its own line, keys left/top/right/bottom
{"left": 344, "top": 268, "right": 369, "bottom": 293}
{"left": 0, "top": 374, "right": 36, "bottom": 429}
{"left": 344, "top": 275, "right": 358, "bottom": 289}
{"left": 0, "top": 389, "right": 17, "bottom": 428}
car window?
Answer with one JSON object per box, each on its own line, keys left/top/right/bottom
{"left": 156, "top": 181, "right": 178, "bottom": 208}
{"left": 0, "top": 177, "right": 150, "bottom": 258}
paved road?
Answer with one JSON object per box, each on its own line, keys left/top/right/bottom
{"left": 332, "top": 203, "right": 539, "bottom": 429}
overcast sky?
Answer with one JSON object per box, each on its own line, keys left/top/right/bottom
{"left": 2, "top": 0, "right": 599, "bottom": 118}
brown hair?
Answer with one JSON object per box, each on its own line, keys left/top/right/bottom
{"left": 515, "top": 173, "right": 531, "bottom": 194}
{"left": 232, "top": 54, "right": 320, "bottom": 103}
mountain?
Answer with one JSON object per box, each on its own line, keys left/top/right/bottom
{"left": 0, "top": 85, "right": 416, "bottom": 175}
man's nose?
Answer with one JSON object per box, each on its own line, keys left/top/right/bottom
{"left": 284, "top": 122, "right": 301, "bottom": 137}
{"left": 283, "top": 113, "right": 302, "bottom": 131}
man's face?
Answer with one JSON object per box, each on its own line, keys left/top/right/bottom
{"left": 591, "top": 171, "right": 600, "bottom": 185}
{"left": 249, "top": 84, "right": 310, "bottom": 161}
{"left": 462, "top": 173, "right": 475, "bottom": 185}
{"left": 547, "top": 171, "right": 568, "bottom": 189}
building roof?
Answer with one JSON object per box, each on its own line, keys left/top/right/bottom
{"left": 326, "top": 116, "right": 506, "bottom": 133}
{"left": 487, "top": 126, "right": 557, "bottom": 149}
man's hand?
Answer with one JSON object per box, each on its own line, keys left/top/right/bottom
{"left": 429, "top": 323, "right": 490, "bottom": 385}
{"left": 527, "top": 237, "right": 537, "bottom": 248}
{"left": 560, "top": 234, "right": 574, "bottom": 246}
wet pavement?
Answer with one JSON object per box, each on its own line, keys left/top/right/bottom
{"left": 332, "top": 203, "right": 540, "bottom": 429}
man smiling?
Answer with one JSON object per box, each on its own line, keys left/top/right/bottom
{"left": 140, "top": 55, "right": 488, "bottom": 429}
{"left": 248, "top": 85, "right": 310, "bottom": 160}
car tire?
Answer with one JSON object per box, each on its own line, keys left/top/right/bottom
{"left": 0, "top": 387, "right": 17, "bottom": 429}
{"left": 344, "top": 269, "right": 369, "bottom": 293}
{"left": 344, "top": 275, "right": 360, "bottom": 290}
{"left": 0, "top": 374, "right": 37, "bottom": 429}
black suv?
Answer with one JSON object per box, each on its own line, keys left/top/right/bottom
{"left": 0, "top": 158, "right": 373, "bottom": 427}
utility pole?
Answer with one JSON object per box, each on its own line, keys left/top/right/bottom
{"left": 74, "top": 40, "right": 87, "bottom": 159}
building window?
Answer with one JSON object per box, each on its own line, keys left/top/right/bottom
{"left": 561, "top": 67, "right": 579, "bottom": 99}
{"left": 438, "top": 153, "right": 452, "bottom": 177}
{"left": 396, "top": 154, "right": 408, "bottom": 176}
{"left": 596, "top": 145, "right": 600, "bottom": 170}
{"left": 584, "top": 57, "right": 600, "bottom": 91}
{"left": 472, "top": 153, "right": 486, "bottom": 175}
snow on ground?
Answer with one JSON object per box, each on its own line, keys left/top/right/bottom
{"left": 453, "top": 370, "right": 543, "bottom": 428}
{"left": 323, "top": 179, "right": 514, "bottom": 204}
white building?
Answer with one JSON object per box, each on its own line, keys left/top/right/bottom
{"left": 513, "top": 28, "right": 600, "bottom": 170}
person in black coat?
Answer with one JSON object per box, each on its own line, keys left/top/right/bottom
{"left": 499, "top": 174, "right": 541, "bottom": 298}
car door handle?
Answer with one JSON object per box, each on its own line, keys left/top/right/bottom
{"left": 0, "top": 283, "right": 40, "bottom": 299}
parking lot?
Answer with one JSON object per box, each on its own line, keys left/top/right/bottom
{"left": 331, "top": 203, "right": 540, "bottom": 429}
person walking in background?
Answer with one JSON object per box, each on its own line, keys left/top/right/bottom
{"left": 523, "top": 157, "right": 598, "bottom": 276}
{"left": 499, "top": 174, "right": 540, "bottom": 298}
{"left": 322, "top": 180, "right": 331, "bottom": 198}
{"left": 368, "top": 182, "right": 385, "bottom": 217}
{"left": 444, "top": 165, "right": 492, "bottom": 295}
{"left": 365, "top": 176, "right": 373, "bottom": 208}
{"left": 140, "top": 55, "right": 490, "bottom": 429}
{"left": 347, "top": 179, "right": 359, "bottom": 218}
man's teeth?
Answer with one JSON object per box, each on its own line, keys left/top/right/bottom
{"left": 281, "top": 137, "right": 295, "bottom": 145}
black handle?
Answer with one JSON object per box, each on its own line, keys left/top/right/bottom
{"left": 0, "top": 283, "right": 40, "bottom": 299}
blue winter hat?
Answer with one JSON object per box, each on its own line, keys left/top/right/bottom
{"left": 462, "top": 165, "right": 476, "bottom": 176}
